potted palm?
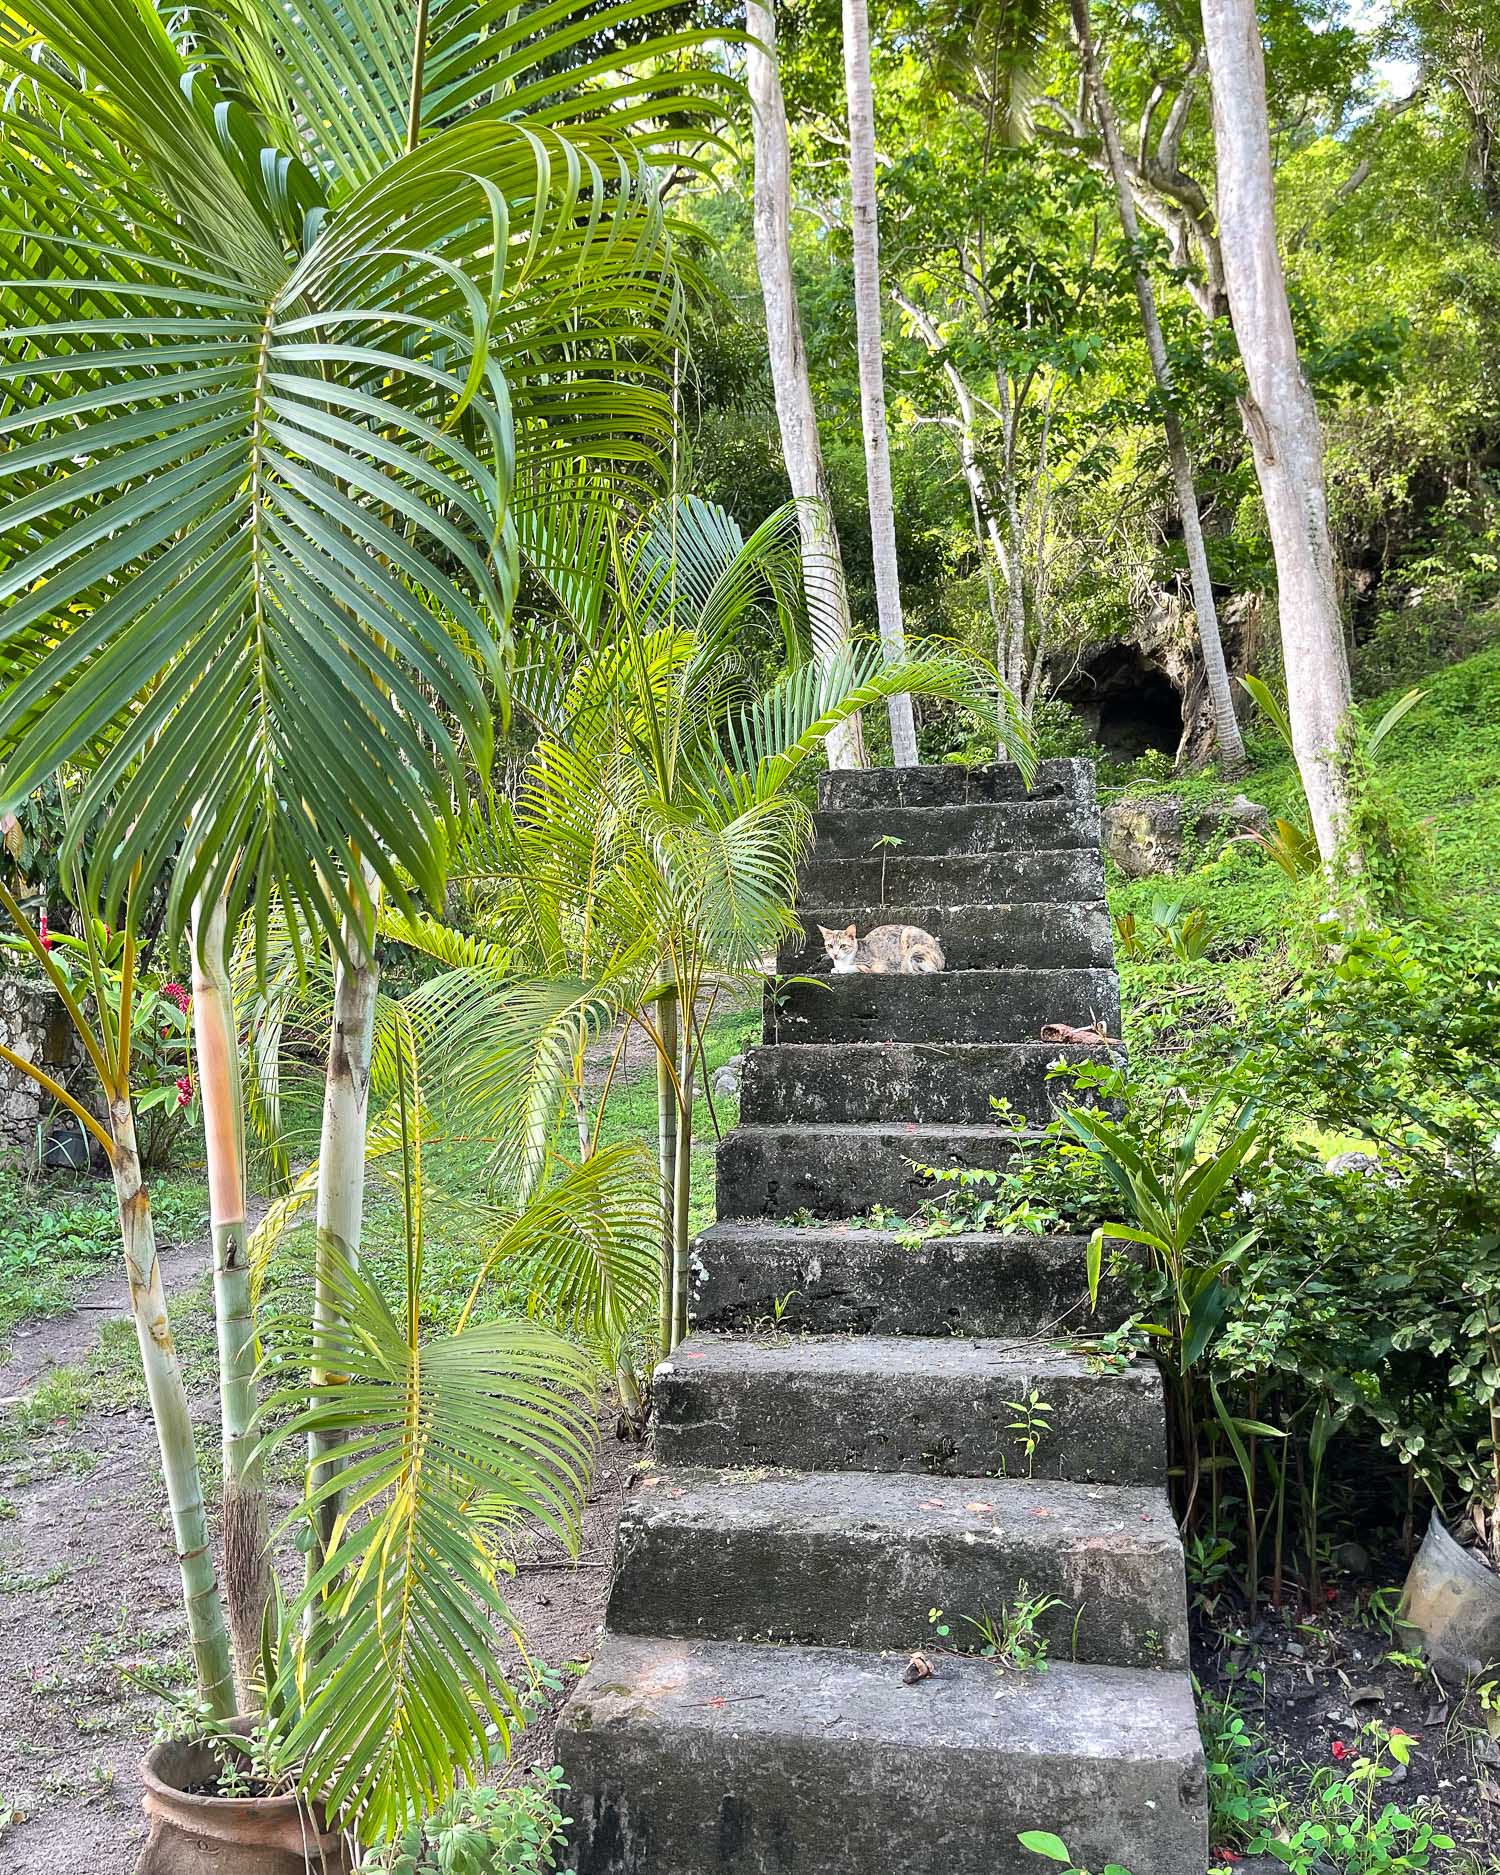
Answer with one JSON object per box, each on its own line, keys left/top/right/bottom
{"left": 0, "top": 0, "right": 732, "bottom": 1857}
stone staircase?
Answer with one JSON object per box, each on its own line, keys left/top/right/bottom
{"left": 557, "top": 759, "right": 1208, "bottom": 1875}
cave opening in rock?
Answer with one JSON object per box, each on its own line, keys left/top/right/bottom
{"left": 1060, "top": 646, "right": 1184, "bottom": 761}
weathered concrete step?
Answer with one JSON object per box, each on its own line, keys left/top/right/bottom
{"left": 739, "top": 1042, "right": 1119, "bottom": 1127}
{"left": 608, "top": 1469, "right": 1188, "bottom": 1669}
{"left": 767, "top": 968, "right": 1121, "bottom": 1047}
{"left": 654, "top": 1334, "right": 1167, "bottom": 1485}
{"left": 810, "top": 800, "right": 1100, "bottom": 860}
{"left": 716, "top": 1122, "right": 1037, "bottom": 1218}
{"left": 689, "top": 1222, "right": 1135, "bottom": 1337}
{"left": 558, "top": 1635, "right": 1208, "bottom": 1875}
{"left": 798, "top": 845, "right": 1104, "bottom": 907}
{"left": 781, "top": 900, "right": 1114, "bottom": 973}
{"left": 819, "top": 756, "right": 1097, "bottom": 811}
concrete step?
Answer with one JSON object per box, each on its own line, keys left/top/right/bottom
{"left": 798, "top": 845, "right": 1105, "bottom": 907}
{"left": 653, "top": 1334, "right": 1167, "bottom": 1485}
{"left": 689, "top": 1222, "right": 1134, "bottom": 1338}
{"left": 739, "top": 1041, "right": 1119, "bottom": 1127}
{"left": 716, "top": 1121, "right": 1037, "bottom": 1219}
{"left": 781, "top": 900, "right": 1114, "bottom": 973}
{"left": 810, "top": 800, "right": 1100, "bottom": 860}
{"left": 766, "top": 967, "right": 1121, "bottom": 1047}
{"left": 819, "top": 756, "right": 1097, "bottom": 812}
{"left": 557, "top": 1635, "right": 1208, "bottom": 1875}
{"left": 608, "top": 1469, "right": 1188, "bottom": 1669}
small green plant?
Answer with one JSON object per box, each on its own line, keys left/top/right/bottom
{"left": 1018, "top": 1832, "right": 1132, "bottom": 1873}
{"left": 1004, "top": 1390, "right": 1054, "bottom": 1477}
{"left": 1245, "top": 1724, "right": 1454, "bottom": 1872}
{"left": 933, "top": 1582, "right": 1064, "bottom": 1673}
{"left": 379, "top": 1767, "right": 570, "bottom": 1874}
{"left": 870, "top": 833, "right": 904, "bottom": 905}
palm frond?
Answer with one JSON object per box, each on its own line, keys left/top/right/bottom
{"left": 258, "top": 1244, "right": 597, "bottom": 1843}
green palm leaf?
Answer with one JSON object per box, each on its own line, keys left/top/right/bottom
{"left": 258, "top": 1243, "right": 597, "bottom": 1842}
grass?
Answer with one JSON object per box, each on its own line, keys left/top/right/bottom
{"left": 1101, "top": 647, "right": 1500, "bottom": 1052}
{"left": 0, "top": 1165, "right": 208, "bottom": 1356}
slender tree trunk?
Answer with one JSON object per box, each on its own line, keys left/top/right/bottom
{"left": 1071, "top": 0, "right": 1247, "bottom": 775}
{"left": 110, "top": 1099, "right": 236, "bottom": 1716}
{"left": 842, "top": 0, "right": 917, "bottom": 765}
{"left": 670, "top": 1012, "right": 693, "bottom": 1349}
{"left": 306, "top": 892, "right": 381, "bottom": 1592}
{"left": 655, "top": 981, "right": 679, "bottom": 1358}
{"left": 191, "top": 894, "right": 271, "bottom": 1708}
{"left": 747, "top": 0, "right": 865, "bottom": 770}
{"left": 1201, "top": 0, "right": 1353, "bottom": 853}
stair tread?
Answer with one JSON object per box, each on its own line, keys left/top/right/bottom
{"left": 661, "top": 1330, "right": 1145, "bottom": 1385}
{"left": 623, "top": 1466, "right": 1175, "bottom": 1539}
{"left": 724, "top": 1120, "right": 1046, "bottom": 1141}
{"left": 563, "top": 1632, "right": 1199, "bottom": 1759}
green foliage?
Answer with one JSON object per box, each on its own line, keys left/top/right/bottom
{"left": 380, "top": 1768, "right": 570, "bottom": 1875}
{"left": 1243, "top": 1724, "right": 1455, "bottom": 1871}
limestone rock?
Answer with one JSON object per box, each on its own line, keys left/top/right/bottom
{"left": 709, "top": 1054, "right": 744, "bottom": 1100}
{"left": 1103, "top": 791, "right": 1269, "bottom": 878}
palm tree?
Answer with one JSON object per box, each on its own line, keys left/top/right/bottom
{"left": 0, "top": 0, "right": 732, "bottom": 1748}
{"left": 390, "top": 496, "right": 1030, "bottom": 1367}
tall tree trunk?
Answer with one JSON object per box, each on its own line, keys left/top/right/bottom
{"left": 1201, "top": 0, "right": 1353, "bottom": 853}
{"left": 1071, "top": 0, "right": 1247, "bottom": 776}
{"left": 747, "top": 0, "right": 865, "bottom": 771}
{"left": 655, "top": 979, "right": 679, "bottom": 1358}
{"left": 842, "top": 0, "right": 917, "bottom": 766}
{"left": 110, "top": 1098, "right": 236, "bottom": 1717}
{"left": 669, "top": 1012, "right": 694, "bottom": 1350}
{"left": 306, "top": 891, "right": 381, "bottom": 1592}
{"left": 191, "top": 893, "right": 271, "bottom": 1708}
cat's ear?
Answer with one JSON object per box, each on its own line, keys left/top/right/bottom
{"left": 817, "top": 925, "right": 835, "bottom": 942}
{"left": 844, "top": 925, "right": 857, "bottom": 939}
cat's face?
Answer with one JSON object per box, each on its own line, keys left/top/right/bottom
{"left": 818, "top": 924, "right": 859, "bottom": 972}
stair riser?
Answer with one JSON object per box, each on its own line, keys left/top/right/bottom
{"left": 558, "top": 1639, "right": 1207, "bottom": 1875}
{"left": 740, "top": 1043, "right": 1118, "bottom": 1127}
{"left": 716, "top": 1126, "right": 1025, "bottom": 1219}
{"left": 690, "top": 1226, "right": 1134, "bottom": 1338}
{"left": 767, "top": 969, "right": 1121, "bottom": 1047}
{"left": 608, "top": 1493, "right": 1188, "bottom": 1669}
{"left": 810, "top": 801, "right": 1100, "bottom": 859}
{"left": 782, "top": 901, "right": 1114, "bottom": 973}
{"left": 819, "top": 757, "right": 1097, "bottom": 811}
{"left": 653, "top": 1365, "right": 1167, "bottom": 1485}
{"left": 800, "top": 847, "right": 1105, "bottom": 906}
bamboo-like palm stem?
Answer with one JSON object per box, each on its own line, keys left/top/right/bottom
{"left": 109, "top": 1095, "right": 236, "bottom": 1716}
{"left": 655, "top": 977, "right": 679, "bottom": 1358}
{"left": 191, "top": 891, "right": 271, "bottom": 1706}
{"left": 307, "top": 877, "right": 382, "bottom": 1593}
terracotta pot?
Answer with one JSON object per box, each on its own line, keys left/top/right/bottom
{"left": 1400, "top": 1515, "right": 1500, "bottom": 1681}
{"left": 136, "top": 1726, "right": 350, "bottom": 1875}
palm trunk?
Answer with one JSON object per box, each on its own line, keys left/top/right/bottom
{"left": 306, "top": 895, "right": 381, "bottom": 1591}
{"left": 655, "top": 981, "right": 679, "bottom": 1359}
{"left": 1201, "top": 0, "right": 1353, "bottom": 853}
{"left": 843, "top": 0, "right": 917, "bottom": 766}
{"left": 747, "top": 0, "right": 865, "bottom": 771}
{"left": 191, "top": 894, "right": 271, "bottom": 1708}
{"left": 670, "top": 1014, "right": 694, "bottom": 1349}
{"left": 1071, "top": 0, "right": 1246, "bottom": 775}
{"left": 109, "top": 1097, "right": 236, "bottom": 1716}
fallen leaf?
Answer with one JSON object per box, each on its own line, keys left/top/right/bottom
{"left": 902, "top": 1652, "right": 933, "bottom": 1685}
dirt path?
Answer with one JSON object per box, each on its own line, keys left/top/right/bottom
{"left": 0, "top": 1226, "right": 632, "bottom": 1869}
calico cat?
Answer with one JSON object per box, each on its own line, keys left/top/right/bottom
{"left": 819, "top": 922, "right": 945, "bottom": 975}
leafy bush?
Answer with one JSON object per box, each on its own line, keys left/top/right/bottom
{"left": 373, "top": 1768, "right": 569, "bottom": 1874}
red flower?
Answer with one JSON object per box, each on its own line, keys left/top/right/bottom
{"left": 175, "top": 1074, "right": 193, "bottom": 1108}
{"left": 1330, "top": 1739, "right": 1350, "bottom": 1761}
{"left": 37, "top": 912, "right": 54, "bottom": 952}
{"left": 161, "top": 981, "right": 191, "bottom": 1013}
